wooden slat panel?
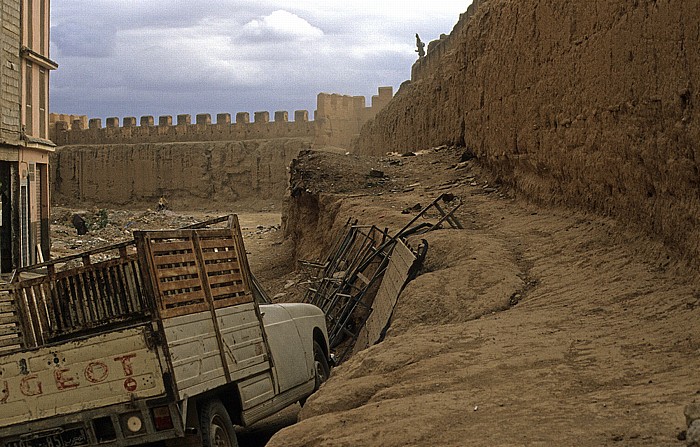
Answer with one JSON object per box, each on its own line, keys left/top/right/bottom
{"left": 355, "top": 240, "right": 416, "bottom": 353}
{"left": 48, "top": 255, "right": 140, "bottom": 282}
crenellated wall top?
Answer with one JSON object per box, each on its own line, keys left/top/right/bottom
{"left": 50, "top": 87, "right": 394, "bottom": 147}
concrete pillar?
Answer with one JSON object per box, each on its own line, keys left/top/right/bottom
{"left": 196, "top": 114, "right": 211, "bottom": 125}
{"left": 177, "top": 114, "right": 191, "bottom": 126}
{"left": 123, "top": 117, "right": 137, "bottom": 127}
{"left": 254, "top": 111, "right": 269, "bottom": 124}
{"left": 236, "top": 112, "right": 250, "bottom": 124}
{"left": 216, "top": 113, "right": 231, "bottom": 125}
{"left": 141, "top": 116, "right": 155, "bottom": 127}
{"left": 159, "top": 116, "right": 173, "bottom": 126}
{"left": 294, "top": 110, "right": 309, "bottom": 122}
{"left": 274, "top": 111, "right": 288, "bottom": 122}
{"left": 88, "top": 118, "right": 102, "bottom": 129}
{"left": 106, "top": 117, "right": 119, "bottom": 128}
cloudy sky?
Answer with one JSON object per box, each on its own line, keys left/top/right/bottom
{"left": 50, "top": 1, "right": 471, "bottom": 121}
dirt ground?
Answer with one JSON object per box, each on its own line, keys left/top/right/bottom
{"left": 268, "top": 148, "right": 700, "bottom": 446}
{"left": 51, "top": 147, "right": 700, "bottom": 446}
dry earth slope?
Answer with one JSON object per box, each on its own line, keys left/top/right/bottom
{"left": 268, "top": 149, "right": 699, "bottom": 446}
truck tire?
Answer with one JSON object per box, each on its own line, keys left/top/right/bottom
{"left": 199, "top": 399, "right": 239, "bottom": 447}
{"left": 313, "top": 340, "right": 330, "bottom": 390}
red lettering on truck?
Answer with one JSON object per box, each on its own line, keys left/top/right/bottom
{"left": 54, "top": 367, "right": 80, "bottom": 390}
{"left": 114, "top": 354, "right": 137, "bottom": 376}
{"left": 19, "top": 374, "right": 42, "bottom": 396}
{"left": 84, "top": 361, "right": 109, "bottom": 383}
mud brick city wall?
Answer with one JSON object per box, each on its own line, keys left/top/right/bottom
{"left": 51, "top": 138, "right": 312, "bottom": 209}
{"left": 356, "top": 0, "right": 700, "bottom": 262}
{"left": 50, "top": 88, "right": 393, "bottom": 207}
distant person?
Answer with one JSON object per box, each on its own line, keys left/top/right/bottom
{"left": 415, "top": 33, "right": 426, "bottom": 58}
{"left": 158, "top": 196, "right": 168, "bottom": 212}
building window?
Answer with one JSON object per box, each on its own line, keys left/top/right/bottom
{"left": 40, "top": 0, "right": 46, "bottom": 54}
{"left": 39, "top": 68, "right": 46, "bottom": 138}
{"left": 27, "top": 0, "right": 33, "bottom": 49}
{"left": 25, "top": 62, "right": 33, "bottom": 136}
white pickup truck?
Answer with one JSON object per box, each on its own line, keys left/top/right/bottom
{"left": 0, "top": 216, "right": 330, "bottom": 447}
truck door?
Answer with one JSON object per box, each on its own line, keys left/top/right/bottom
{"left": 260, "top": 304, "right": 311, "bottom": 394}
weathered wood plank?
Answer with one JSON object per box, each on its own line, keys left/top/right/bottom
{"left": 0, "top": 326, "right": 21, "bottom": 337}
{"left": 152, "top": 253, "right": 198, "bottom": 266}
{"left": 159, "top": 303, "right": 209, "bottom": 319}
{"left": 209, "top": 284, "right": 247, "bottom": 297}
{"left": 152, "top": 265, "right": 200, "bottom": 277}
{"left": 0, "top": 314, "right": 19, "bottom": 325}
{"left": 208, "top": 272, "right": 244, "bottom": 285}
{"left": 213, "top": 295, "right": 252, "bottom": 309}
{"left": 199, "top": 238, "right": 236, "bottom": 250}
{"left": 204, "top": 260, "right": 242, "bottom": 271}
{"left": 161, "top": 290, "right": 206, "bottom": 306}
{"left": 159, "top": 277, "right": 206, "bottom": 292}
{"left": 202, "top": 250, "right": 239, "bottom": 262}
{"left": 148, "top": 240, "right": 194, "bottom": 253}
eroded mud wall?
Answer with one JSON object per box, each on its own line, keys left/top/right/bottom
{"left": 357, "top": 0, "right": 700, "bottom": 260}
{"left": 51, "top": 138, "right": 312, "bottom": 209}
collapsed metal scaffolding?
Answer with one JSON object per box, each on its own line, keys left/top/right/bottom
{"left": 301, "top": 193, "right": 462, "bottom": 361}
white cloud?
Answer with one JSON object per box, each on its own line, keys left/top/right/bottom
{"left": 242, "top": 10, "right": 323, "bottom": 41}
{"left": 50, "top": 1, "right": 473, "bottom": 119}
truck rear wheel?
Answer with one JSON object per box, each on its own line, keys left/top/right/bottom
{"left": 199, "top": 399, "right": 239, "bottom": 447}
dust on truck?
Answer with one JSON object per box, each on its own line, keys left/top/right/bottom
{"left": 0, "top": 216, "right": 331, "bottom": 447}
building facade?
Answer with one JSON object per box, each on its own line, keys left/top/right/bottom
{"left": 0, "top": 0, "right": 56, "bottom": 271}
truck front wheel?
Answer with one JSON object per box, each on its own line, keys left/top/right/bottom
{"left": 313, "top": 341, "right": 330, "bottom": 389}
{"left": 199, "top": 399, "right": 239, "bottom": 447}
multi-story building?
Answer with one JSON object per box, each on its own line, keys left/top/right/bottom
{"left": 0, "top": 0, "right": 56, "bottom": 272}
